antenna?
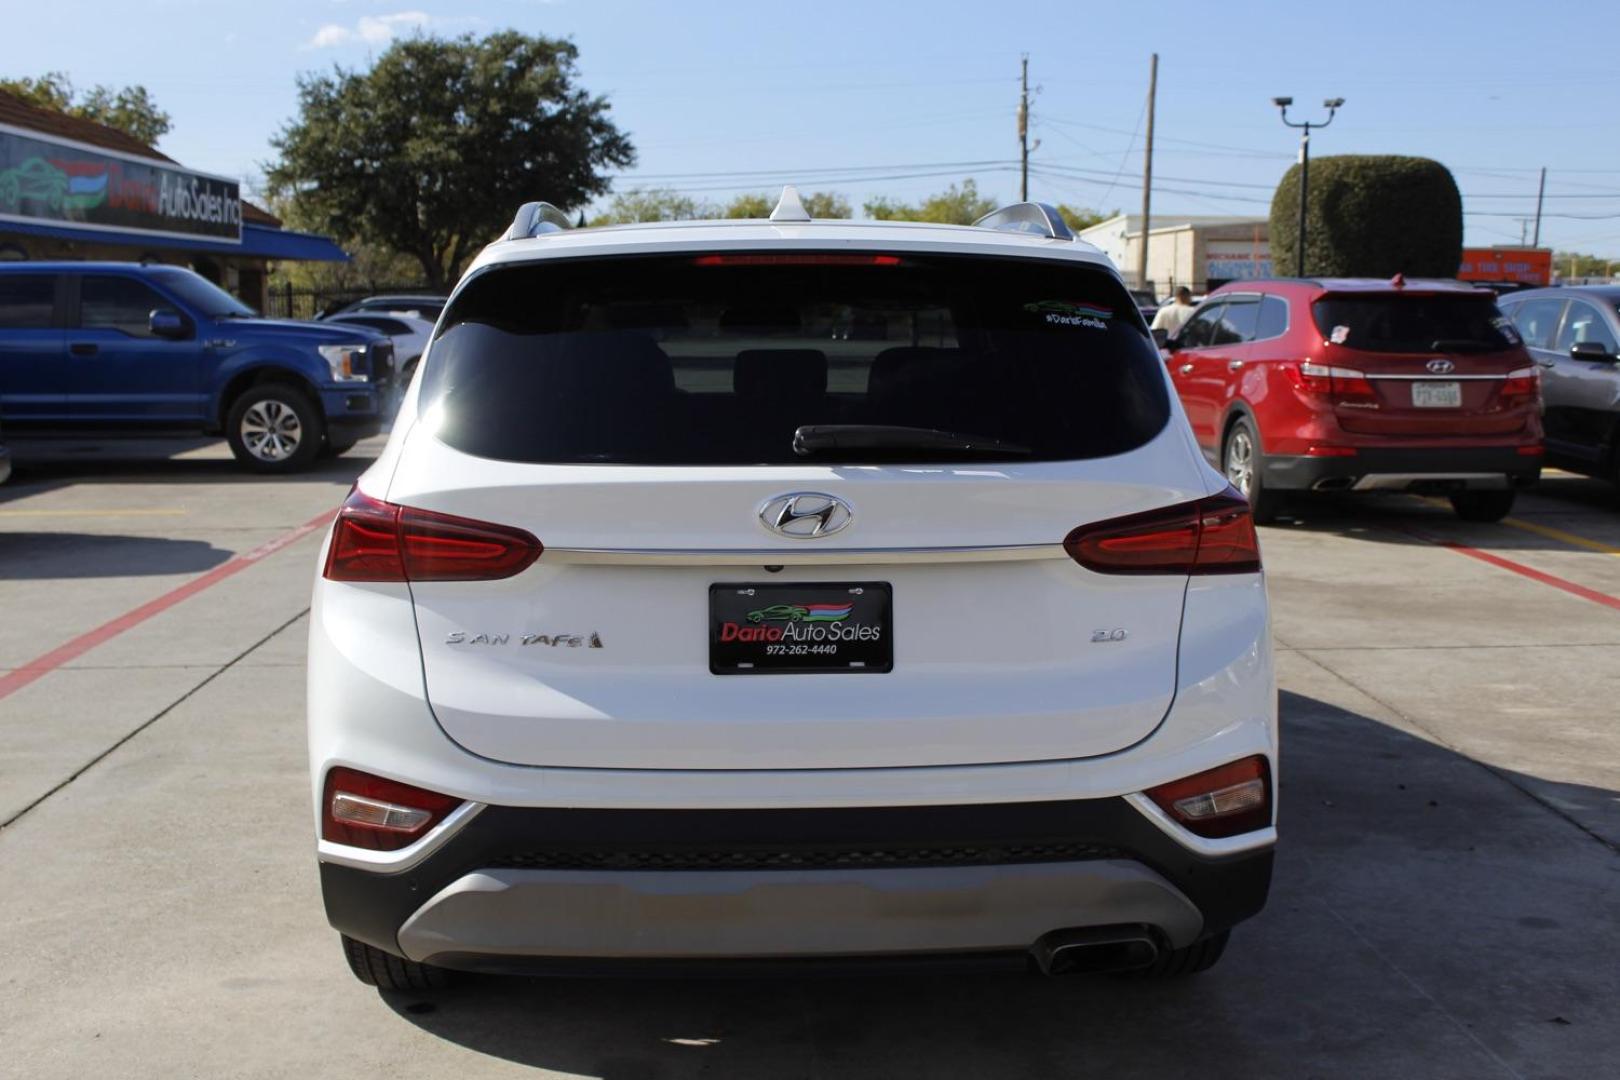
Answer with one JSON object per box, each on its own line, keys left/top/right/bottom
{"left": 770, "top": 185, "right": 812, "bottom": 223}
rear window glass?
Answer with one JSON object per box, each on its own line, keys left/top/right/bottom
{"left": 1312, "top": 294, "right": 1519, "bottom": 353}
{"left": 421, "top": 254, "right": 1169, "bottom": 465}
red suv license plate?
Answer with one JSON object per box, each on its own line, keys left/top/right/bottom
{"left": 1412, "top": 381, "right": 1461, "bottom": 408}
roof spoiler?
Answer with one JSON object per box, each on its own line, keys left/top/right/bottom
{"left": 504, "top": 201, "right": 574, "bottom": 241}
{"left": 972, "top": 202, "right": 1074, "bottom": 241}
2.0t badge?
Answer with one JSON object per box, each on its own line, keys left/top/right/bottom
{"left": 759, "top": 492, "right": 853, "bottom": 539}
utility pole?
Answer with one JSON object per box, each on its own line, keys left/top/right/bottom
{"left": 1532, "top": 166, "right": 1546, "bottom": 247}
{"left": 1018, "top": 55, "right": 1030, "bottom": 201}
{"left": 1274, "top": 97, "right": 1344, "bottom": 277}
{"left": 1135, "top": 53, "right": 1157, "bottom": 293}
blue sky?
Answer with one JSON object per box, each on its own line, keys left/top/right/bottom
{"left": 5, "top": 0, "right": 1620, "bottom": 256}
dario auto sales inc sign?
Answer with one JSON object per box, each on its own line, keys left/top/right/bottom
{"left": 0, "top": 123, "right": 241, "bottom": 243}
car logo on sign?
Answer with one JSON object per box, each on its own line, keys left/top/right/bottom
{"left": 759, "top": 492, "right": 853, "bottom": 539}
{"left": 1426, "top": 359, "right": 1456, "bottom": 374}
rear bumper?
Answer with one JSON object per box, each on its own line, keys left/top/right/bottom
{"left": 320, "top": 797, "right": 1273, "bottom": 973}
{"left": 1263, "top": 446, "right": 1541, "bottom": 492}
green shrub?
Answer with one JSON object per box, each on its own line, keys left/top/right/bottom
{"left": 1269, "top": 155, "right": 1462, "bottom": 278}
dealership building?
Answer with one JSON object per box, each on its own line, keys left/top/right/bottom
{"left": 1078, "top": 214, "right": 1271, "bottom": 297}
{"left": 0, "top": 92, "right": 346, "bottom": 308}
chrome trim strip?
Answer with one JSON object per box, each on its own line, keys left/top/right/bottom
{"left": 1364, "top": 373, "right": 1510, "bottom": 381}
{"left": 1123, "top": 792, "right": 1278, "bottom": 858}
{"left": 544, "top": 544, "right": 1070, "bottom": 566}
{"left": 1351, "top": 473, "right": 1509, "bottom": 491}
{"left": 317, "top": 800, "right": 487, "bottom": 873}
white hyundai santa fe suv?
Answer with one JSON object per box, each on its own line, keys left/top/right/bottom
{"left": 308, "top": 191, "right": 1276, "bottom": 990}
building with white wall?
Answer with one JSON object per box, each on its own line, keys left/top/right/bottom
{"left": 1078, "top": 214, "right": 1271, "bottom": 296}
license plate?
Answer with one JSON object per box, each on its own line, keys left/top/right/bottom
{"left": 1412, "top": 381, "right": 1461, "bottom": 408}
{"left": 710, "top": 582, "right": 892, "bottom": 675}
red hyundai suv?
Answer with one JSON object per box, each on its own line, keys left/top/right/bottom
{"left": 1162, "top": 278, "right": 1542, "bottom": 522}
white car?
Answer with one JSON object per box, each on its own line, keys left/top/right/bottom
{"left": 322, "top": 312, "right": 436, "bottom": 385}
{"left": 308, "top": 190, "right": 1276, "bottom": 990}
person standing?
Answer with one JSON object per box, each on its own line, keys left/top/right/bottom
{"left": 1150, "top": 286, "right": 1197, "bottom": 337}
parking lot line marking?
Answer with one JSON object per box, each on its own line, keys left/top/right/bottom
{"left": 1500, "top": 516, "right": 1620, "bottom": 557}
{"left": 0, "top": 508, "right": 188, "bottom": 518}
{"left": 0, "top": 508, "right": 335, "bottom": 703}
{"left": 1412, "top": 495, "right": 1620, "bottom": 557}
{"left": 1404, "top": 528, "right": 1620, "bottom": 613}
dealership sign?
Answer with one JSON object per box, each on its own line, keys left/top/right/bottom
{"left": 0, "top": 123, "right": 241, "bottom": 243}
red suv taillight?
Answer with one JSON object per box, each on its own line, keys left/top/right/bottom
{"left": 1145, "top": 756, "right": 1272, "bottom": 838}
{"left": 1499, "top": 366, "right": 1539, "bottom": 407}
{"left": 321, "top": 767, "right": 463, "bottom": 851}
{"left": 1285, "top": 360, "right": 1376, "bottom": 403}
{"left": 1064, "top": 488, "right": 1261, "bottom": 575}
{"left": 323, "top": 488, "right": 543, "bottom": 582}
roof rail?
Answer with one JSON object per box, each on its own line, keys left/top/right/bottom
{"left": 504, "top": 201, "right": 574, "bottom": 241}
{"left": 972, "top": 202, "right": 1074, "bottom": 241}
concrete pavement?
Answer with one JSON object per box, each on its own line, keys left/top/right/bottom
{"left": 2, "top": 440, "right": 1618, "bottom": 1079}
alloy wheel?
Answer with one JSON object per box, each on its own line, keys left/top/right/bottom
{"left": 240, "top": 398, "right": 304, "bottom": 462}
{"left": 1225, "top": 429, "right": 1254, "bottom": 498}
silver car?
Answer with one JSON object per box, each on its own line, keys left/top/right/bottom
{"left": 1499, "top": 286, "right": 1620, "bottom": 487}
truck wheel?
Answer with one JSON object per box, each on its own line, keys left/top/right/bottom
{"left": 1224, "top": 419, "right": 1279, "bottom": 524}
{"left": 341, "top": 935, "right": 452, "bottom": 991}
{"left": 1449, "top": 490, "right": 1515, "bottom": 523}
{"left": 226, "top": 385, "right": 324, "bottom": 473}
{"left": 1119, "top": 930, "right": 1229, "bottom": 979}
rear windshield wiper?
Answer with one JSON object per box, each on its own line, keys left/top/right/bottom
{"left": 1429, "top": 339, "right": 1497, "bottom": 353}
{"left": 793, "top": 424, "right": 1033, "bottom": 457}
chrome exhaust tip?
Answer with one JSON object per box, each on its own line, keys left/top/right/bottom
{"left": 1031, "top": 926, "right": 1161, "bottom": 976}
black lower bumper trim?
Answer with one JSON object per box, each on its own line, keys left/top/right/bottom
{"left": 1263, "top": 446, "right": 1540, "bottom": 491}
{"left": 320, "top": 798, "right": 1274, "bottom": 963}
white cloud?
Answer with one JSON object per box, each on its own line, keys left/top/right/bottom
{"left": 304, "top": 10, "right": 435, "bottom": 49}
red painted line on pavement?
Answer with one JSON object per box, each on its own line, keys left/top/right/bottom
{"left": 1405, "top": 527, "right": 1620, "bottom": 613}
{"left": 0, "top": 508, "right": 335, "bottom": 702}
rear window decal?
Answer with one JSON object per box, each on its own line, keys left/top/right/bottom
{"left": 1330, "top": 324, "right": 1351, "bottom": 345}
{"left": 1024, "top": 300, "right": 1113, "bottom": 329}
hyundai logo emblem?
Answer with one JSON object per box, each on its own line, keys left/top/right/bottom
{"left": 759, "top": 492, "right": 853, "bottom": 539}
{"left": 1426, "top": 358, "right": 1456, "bottom": 374}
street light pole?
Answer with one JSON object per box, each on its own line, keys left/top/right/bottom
{"left": 1273, "top": 97, "right": 1343, "bottom": 278}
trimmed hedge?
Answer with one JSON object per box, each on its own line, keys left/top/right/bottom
{"left": 1269, "top": 155, "right": 1462, "bottom": 278}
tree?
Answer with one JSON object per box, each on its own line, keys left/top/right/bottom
{"left": 267, "top": 31, "right": 634, "bottom": 289}
{"left": 1552, "top": 252, "right": 1616, "bottom": 280}
{"left": 1270, "top": 155, "right": 1462, "bottom": 278}
{"left": 0, "top": 72, "right": 172, "bottom": 145}
{"left": 864, "top": 179, "right": 997, "bottom": 225}
{"left": 722, "top": 190, "right": 852, "bottom": 219}
{"left": 590, "top": 188, "right": 715, "bottom": 225}
{"left": 1055, "top": 204, "right": 1111, "bottom": 233}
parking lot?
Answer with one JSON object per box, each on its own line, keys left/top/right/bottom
{"left": 2, "top": 437, "right": 1618, "bottom": 1080}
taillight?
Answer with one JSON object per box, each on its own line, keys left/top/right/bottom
{"left": 1286, "top": 361, "right": 1376, "bottom": 402}
{"left": 1499, "top": 366, "right": 1539, "bottom": 407}
{"left": 1144, "top": 756, "right": 1272, "bottom": 838}
{"left": 323, "top": 488, "right": 542, "bottom": 582}
{"left": 691, "top": 254, "right": 902, "bottom": 267}
{"left": 321, "top": 767, "right": 463, "bottom": 851}
{"left": 1064, "top": 488, "right": 1261, "bottom": 575}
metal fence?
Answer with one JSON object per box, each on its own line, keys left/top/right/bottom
{"left": 262, "top": 282, "right": 434, "bottom": 321}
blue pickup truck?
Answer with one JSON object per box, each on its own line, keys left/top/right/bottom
{"left": 0, "top": 263, "right": 393, "bottom": 472}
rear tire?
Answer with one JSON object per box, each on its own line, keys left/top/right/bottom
{"left": 1223, "top": 419, "right": 1279, "bottom": 524}
{"left": 225, "top": 384, "right": 324, "bottom": 473}
{"left": 341, "top": 935, "right": 452, "bottom": 991}
{"left": 1120, "top": 930, "right": 1229, "bottom": 979}
{"left": 1449, "top": 489, "right": 1515, "bottom": 522}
